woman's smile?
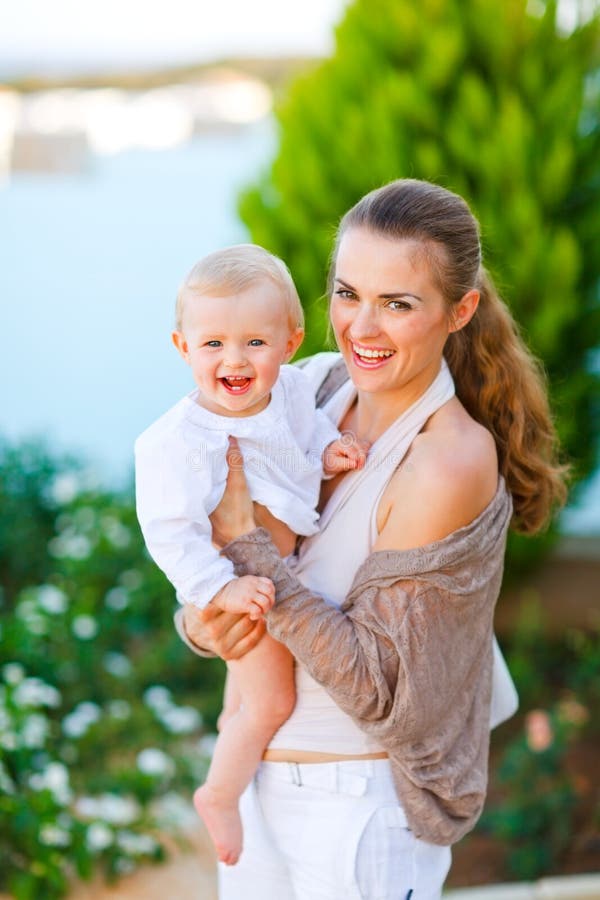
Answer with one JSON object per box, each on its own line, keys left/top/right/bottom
{"left": 350, "top": 341, "right": 396, "bottom": 368}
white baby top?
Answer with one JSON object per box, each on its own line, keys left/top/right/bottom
{"left": 135, "top": 364, "right": 339, "bottom": 609}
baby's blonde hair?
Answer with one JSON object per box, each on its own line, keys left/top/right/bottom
{"left": 175, "top": 244, "right": 304, "bottom": 333}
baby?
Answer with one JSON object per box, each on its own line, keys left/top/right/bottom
{"left": 134, "top": 245, "right": 366, "bottom": 865}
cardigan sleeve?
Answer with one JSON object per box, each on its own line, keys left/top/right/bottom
{"left": 223, "top": 528, "right": 492, "bottom": 745}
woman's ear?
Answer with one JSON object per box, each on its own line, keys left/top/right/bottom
{"left": 448, "top": 290, "right": 480, "bottom": 333}
{"left": 172, "top": 331, "right": 189, "bottom": 362}
{"left": 284, "top": 327, "right": 305, "bottom": 362}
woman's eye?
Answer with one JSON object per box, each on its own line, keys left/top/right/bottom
{"left": 386, "top": 300, "right": 411, "bottom": 312}
{"left": 335, "top": 289, "right": 357, "bottom": 300}
{"left": 248, "top": 339, "right": 265, "bottom": 347}
{"left": 205, "top": 340, "right": 222, "bottom": 348}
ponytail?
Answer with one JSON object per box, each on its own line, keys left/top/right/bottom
{"left": 444, "top": 269, "right": 570, "bottom": 534}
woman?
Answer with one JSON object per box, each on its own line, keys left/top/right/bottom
{"left": 178, "top": 179, "right": 568, "bottom": 899}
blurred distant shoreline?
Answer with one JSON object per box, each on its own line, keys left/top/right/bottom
{"left": 0, "top": 54, "right": 318, "bottom": 93}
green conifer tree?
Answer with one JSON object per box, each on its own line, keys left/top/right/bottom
{"left": 239, "top": 0, "right": 600, "bottom": 555}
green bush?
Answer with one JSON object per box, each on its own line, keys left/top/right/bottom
{"left": 0, "top": 440, "right": 225, "bottom": 898}
{"left": 481, "top": 703, "right": 585, "bottom": 879}
{"left": 239, "top": 0, "right": 600, "bottom": 569}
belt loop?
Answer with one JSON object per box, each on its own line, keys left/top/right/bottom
{"left": 289, "top": 762, "right": 303, "bottom": 787}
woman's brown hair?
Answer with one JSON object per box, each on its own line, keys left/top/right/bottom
{"left": 332, "top": 178, "right": 569, "bottom": 534}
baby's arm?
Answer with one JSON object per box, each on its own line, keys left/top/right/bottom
{"left": 135, "top": 433, "right": 238, "bottom": 608}
{"left": 283, "top": 366, "right": 369, "bottom": 477}
{"left": 211, "top": 574, "right": 275, "bottom": 620}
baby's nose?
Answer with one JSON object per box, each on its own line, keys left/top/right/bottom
{"left": 224, "top": 347, "right": 247, "bottom": 367}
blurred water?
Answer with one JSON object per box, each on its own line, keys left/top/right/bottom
{"left": 0, "top": 122, "right": 274, "bottom": 481}
{"left": 0, "top": 123, "right": 598, "bottom": 532}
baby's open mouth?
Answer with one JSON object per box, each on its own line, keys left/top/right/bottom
{"left": 220, "top": 376, "right": 252, "bottom": 394}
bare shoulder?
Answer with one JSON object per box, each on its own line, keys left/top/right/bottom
{"left": 374, "top": 401, "right": 499, "bottom": 553}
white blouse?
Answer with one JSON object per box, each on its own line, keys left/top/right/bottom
{"left": 135, "top": 364, "right": 339, "bottom": 609}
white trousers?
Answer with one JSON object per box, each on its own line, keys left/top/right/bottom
{"left": 218, "top": 759, "right": 451, "bottom": 900}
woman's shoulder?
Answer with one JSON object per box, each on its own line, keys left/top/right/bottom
{"left": 375, "top": 401, "right": 499, "bottom": 552}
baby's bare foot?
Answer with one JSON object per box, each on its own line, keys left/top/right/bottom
{"left": 193, "top": 784, "right": 243, "bottom": 866}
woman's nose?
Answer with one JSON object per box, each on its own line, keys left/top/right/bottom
{"left": 350, "top": 303, "right": 380, "bottom": 338}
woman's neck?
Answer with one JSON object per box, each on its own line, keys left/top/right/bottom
{"left": 344, "top": 368, "right": 442, "bottom": 444}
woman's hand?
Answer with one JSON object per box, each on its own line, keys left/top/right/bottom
{"left": 183, "top": 603, "right": 266, "bottom": 660}
{"left": 209, "top": 437, "right": 256, "bottom": 547}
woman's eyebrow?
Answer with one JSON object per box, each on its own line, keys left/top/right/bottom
{"left": 334, "top": 277, "right": 423, "bottom": 303}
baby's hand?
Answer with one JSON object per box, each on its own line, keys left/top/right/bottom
{"left": 211, "top": 576, "right": 275, "bottom": 620}
{"left": 322, "top": 433, "right": 370, "bottom": 476}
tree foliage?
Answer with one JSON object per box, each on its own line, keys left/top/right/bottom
{"left": 239, "top": 0, "right": 600, "bottom": 530}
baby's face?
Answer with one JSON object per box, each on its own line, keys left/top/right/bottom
{"left": 173, "top": 281, "right": 303, "bottom": 417}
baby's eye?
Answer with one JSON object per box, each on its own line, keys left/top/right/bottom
{"left": 205, "top": 340, "right": 222, "bottom": 348}
{"left": 248, "top": 339, "right": 265, "bottom": 347}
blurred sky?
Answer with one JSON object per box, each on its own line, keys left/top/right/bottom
{"left": 0, "top": 0, "right": 349, "bottom": 77}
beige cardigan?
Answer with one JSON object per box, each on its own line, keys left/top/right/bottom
{"left": 224, "top": 477, "right": 513, "bottom": 846}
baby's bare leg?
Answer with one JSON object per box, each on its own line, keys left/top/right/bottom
{"left": 194, "top": 634, "right": 295, "bottom": 865}
{"left": 253, "top": 503, "right": 297, "bottom": 556}
{"left": 217, "top": 670, "right": 241, "bottom": 732}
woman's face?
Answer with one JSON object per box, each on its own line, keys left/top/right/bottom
{"left": 330, "top": 227, "right": 454, "bottom": 400}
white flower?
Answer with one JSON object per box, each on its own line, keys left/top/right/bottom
{"left": 14, "top": 600, "right": 47, "bottom": 634}
{"left": 40, "top": 824, "right": 71, "bottom": 847}
{"left": 77, "top": 701, "right": 102, "bottom": 721}
{"left": 37, "top": 585, "right": 68, "bottom": 614}
{"left": 159, "top": 706, "right": 201, "bottom": 735}
{"left": 151, "top": 791, "right": 197, "bottom": 830}
{"left": 0, "top": 731, "right": 18, "bottom": 751}
{"left": 72, "top": 614, "right": 98, "bottom": 640}
{"left": 21, "top": 713, "right": 49, "bottom": 748}
{"left": 49, "top": 533, "right": 93, "bottom": 560}
{"left": 14, "top": 678, "right": 61, "bottom": 709}
{"left": 143, "top": 685, "right": 172, "bottom": 712}
{"left": 119, "top": 569, "right": 143, "bottom": 590}
{"left": 198, "top": 733, "right": 218, "bottom": 757}
{"left": 104, "top": 587, "right": 130, "bottom": 611}
{"left": 100, "top": 516, "right": 131, "bottom": 549}
{"left": 86, "top": 822, "right": 113, "bottom": 852}
{"left": 62, "top": 701, "right": 101, "bottom": 738}
{"left": 3, "top": 662, "right": 25, "bottom": 685}
{"left": 74, "top": 795, "right": 101, "bottom": 819}
{"left": 76, "top": 793, "right": 140, "bottom": 826}
{"left": 62, "top": 713, "right": 89, "bottom": 739}
{"left": 116, "top": 830, "right": 158, "bottom": 856}
{"left": 49, "top": 472, "right": 80, "bottom": 505}
{"left": 103, "top": 652, "right": 132, "bottom": 678}
{"left": 114, "top": 858, "right": 135, "bottom": 875}
{"left": 136, "top": 748, "right": 175, "bottom": 778}
{"left": 29, "top": 761, "right": 72, "bottom": 804}
{"left": 107, "top": 700, "right": 131, "bottom": 720}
